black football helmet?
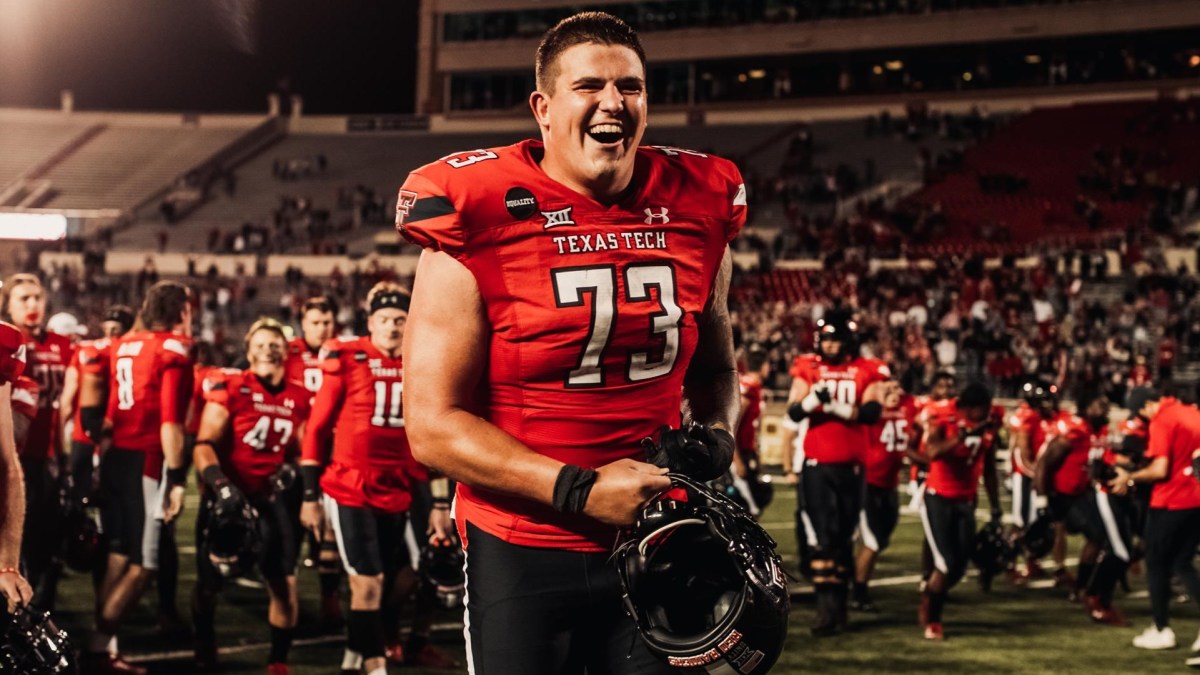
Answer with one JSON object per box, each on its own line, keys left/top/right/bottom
{"left": 814, "top": 316, "right": 858, "bottom": 364}
{"left": 615, "top": 474, "right": 789, "bottom": 674}
{"left": 971, "top": 521, "right": 1015, "bottom": 580}
{"left": 1021, "top": 379, "right": 1059, "bottom": 417}
{"left": 420, "top": 533, "right": 466, "bottom": 610}
{"left": 62, "top": 507, "right": 102, "bottom": 574}
{"left": 0, "top": 605, "right": 74, "bottom": 673}
{"left": 203, "top": 498, "right": 263, "bottom": 579}
{"left": 1020, "top": 516, "right": 1054, "bottom": 560}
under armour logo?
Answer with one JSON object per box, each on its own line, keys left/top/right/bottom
{"left": 395, "top": 189, "right": 418, "bottom": 226}
{"left": 541, "top": 207, "right": 575, "bottom": 230}
{"left": 644, "top": 207, "right": 670, "bottom": 225}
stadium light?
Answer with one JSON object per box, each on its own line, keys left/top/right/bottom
{"left": 0, "top": 212, "right": 67, "bottom": 240}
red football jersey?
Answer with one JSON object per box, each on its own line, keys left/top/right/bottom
{"left": 788, "top": 354, "right": 891, "bottom": 464}
{"left": 398, "top": 140, "right": 745, "bottom": 551}
{"left": 924, "top": 399, "right": 998, "bottom": 501}
{"left": 1145, "top": 398, "right": 1200, "bottom": 510}
{"left": 11, "top": 375, "right": 39, "bottom": 424}
{"left": 186, "top": 364, "right": 218, "bottom": 436}
{"left": 20, "top": 330, "right": 73, "bottom": 460}
{"left": 204, "top": 369, "right": 310, "bottom": 496}
{"left": 107, "top": 331, "right": 194, "bottom": 478}
{"left": 1045, "top": 413, "right": 1093, "bottom": 497}
{"left": 302, "top": 336, "right": 420, "bottom": 513}
{"left": 736, "top": 373, "right": 763, "bottom": 453}
{"left": 866, "top": 394, "right": 919, "bottom": 489}
{"left": 1006, "top": 403, "right": 1039, "bottom": 477}
{"left": 285, "top": 337, "right": 324, "bottom": 397}
{"left": 0, "top": 322, "right": 27, "bottom": 385}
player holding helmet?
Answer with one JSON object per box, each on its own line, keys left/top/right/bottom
{"left": 191, "top": 318, "right": 310, "bottom": 673}
{"left": 782, "top": 314, "right": 891, "bottom": 635}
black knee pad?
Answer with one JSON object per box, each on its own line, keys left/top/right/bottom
{"left": 319, "top": 541, "right": 342, "bottom": 574}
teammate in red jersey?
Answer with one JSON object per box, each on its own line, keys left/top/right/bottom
{"left": 728, "top": 345, "right": 769, "bottom": 516}
{"left": 191, "top": 318, "right": 310, "bottom": 673}
{"left": 82, "top": 281, "right": 194, "bottom": 675}
{"left": 853, "top": 381, "right": 919, "bottom": 612}
{"left": 0, "top": 319, "right": 33, "bottom": 612}
{"left": 782, "top": 315, "right": 890, "bottom": 635}
{"left": 284, "top": 295, "right": 344, "bottom": 629}
{"left": 907, "top": 371, "right": 956, "bottom": 513}
{"left": 917, "top": 382, "right": 1003, "bottom": 640}
{"left": 1035, "top": 389, "right": 1110, "bottom": 602}
{"left": 1007, "top": 379, "right": 1059, "bottom": 580}
{"left": 301, "top": 283, "right": 453, "bottom": 674}
{"left": 400, "top": 13, "right": 742, "bottom": 674}
{"left": 1110, "top": 389, "right": 1200, "bottom": 660}
{"left": 2, "top": 273, "right": 74, "bottom": 609}
{"left": 60, "top": 306, "right": 135, "bottom": 507}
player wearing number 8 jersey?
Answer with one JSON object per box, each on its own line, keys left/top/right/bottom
{"left": 400, "top": 11, "right": 743, "bottom": 675}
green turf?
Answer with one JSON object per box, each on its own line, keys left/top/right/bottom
{"left": 49, "top": 481, "right": 1200, "bottom": 673}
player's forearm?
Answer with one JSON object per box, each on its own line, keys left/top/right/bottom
{"left": 407, "top": 406, "right": 562, "bottom": 507}
{"left": 161, "top": 422, "right": 186, "bottom": 470}
{"left": 780, "top": 429, "right": 798, "bottom": 473}
{"left": 0, "top": 401, "right": 23, "bottom": 568}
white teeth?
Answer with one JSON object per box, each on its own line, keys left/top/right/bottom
{"left": 590, "top": 124, "right": 622, "bottom": 134}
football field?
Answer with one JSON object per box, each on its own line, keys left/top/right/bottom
{"left": 50, "top": 480, "right": 1200, "bottom": 674}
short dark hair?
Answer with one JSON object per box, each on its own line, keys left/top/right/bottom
{"left": 932, "top": 370, "right": 957, "bottom": 384}
{"left": 302, "top": 295, "right": 337, "bottom": 317}
{"left": 745, "top": 346, "right": 768, "bottom": 372}
{"left": 535, "top": 11, "right": 646, "bottom": 94}
{"left": 139, "top": 281, "right": 190, "bottom": 331}
{"left": 1075, "top": 388, "right": 1107, "bottom": 414}
{"left": 959, "top": 382, "right": 993, "bottom": 410}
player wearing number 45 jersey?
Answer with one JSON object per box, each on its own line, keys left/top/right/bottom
{"left": 400, "top": 12, "right": 743, "bottom": 675}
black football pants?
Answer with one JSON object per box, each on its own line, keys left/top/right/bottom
{"left": 462, "top": 522, "right": 671, "bottom": 675}
{"left": 1144, "top": 507, "right": 1200, "bottom": 629}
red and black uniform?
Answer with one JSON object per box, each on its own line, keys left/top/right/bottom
{"left": 65, "top": 339, "right": 113, "bottom": 507}
{"left": 736, "top": 372, "right": 763, "bottom": 457}
{"left": 196, "top": 369, "right": 310, "bottom": 585}
{"left": 399, "top": 140, "right": 744, "bottom": 673}
{"left": 12, "top": 375, "right": 39, "bottom": 427}
{"left": 1142, "top": 398, "right": 1200, "bottom": 630}
{"left": 860, "top": 395, "right": 918, "bottom": 553}
{"left": 303, "top": 336, "right": 419, "bottom": 577}
{"left": 100, "top": 330, "right": 194, "bottom": 569}
{"left": 788, "top": 354, "right": 890, "bottom": 589}
{"left": 0, "top": 322, "right": 28, "bottom": 384}
{"left": 1073, "top": 421, "right": 1136, "bottom": 610}
{"left": 920, "top": 399, "right": 998, "bottom": 585}
{"left": 1006, "top": 403, "right": 1041, "bottom": 528}
{"left": 19, "top": 330, "right": 72, "bottom": 462}
{"left": 1042, "top": 413, "right": 1094, "bottom": 519}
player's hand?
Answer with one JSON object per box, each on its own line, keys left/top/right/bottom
{"left": 583, "top": 458, "right": 671, "bottom": 527}
{"left": 163, "top": 485, "right": 186, "bottom": 523}
{"left": 784, "top": 472, "right": 800, "bottom": 485}
{"left": 800, "top": 383, "right": 827, "bottom": 414}
{"left": 1108, "top": 467, "right": 1131, "bottom": 496}
{"left": 0, "top": 569, "right": 32, "bottom": 613}
{"left": 212, "top": 479, "right": 245, "bottom": 516}
{"left": 300, "top": 501, "right": 324, "bottom": 540}
{"left": 428, "top": 504, "right": 453, "bottom": 545}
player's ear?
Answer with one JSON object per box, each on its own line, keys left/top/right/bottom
{"left": 530, "top": 90, "right": 551, "bottom": 130}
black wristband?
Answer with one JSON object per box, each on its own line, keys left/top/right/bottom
{"left": 200, "top": 464, "right": 227, "bottom": 489}
{"left": 786, "top": 402, "right": 808, "bottom": 423}
{"left": 858, "top": 401, "right": 884, "bottom": 425}
{"left": 552, "top": 464, "right": 598, "bottom": 514}
{"left": 166, "top": 466, "right": 188, "bottom": 487}
{"left": 301, "top": 464, "right": 322, "bottom": 502}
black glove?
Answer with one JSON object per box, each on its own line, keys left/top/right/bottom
{"left": 213, "top": 479, "right": 245, "bottom": 517}
{"left": 814, "top": 386, "right": 832, "bottom": 405}
{"left": 642, "top": 423, "right": 735, "bottom": 482}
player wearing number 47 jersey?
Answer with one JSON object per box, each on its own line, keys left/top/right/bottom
{"left": 400, "top": 12, "right": 744, "bottom": 675}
